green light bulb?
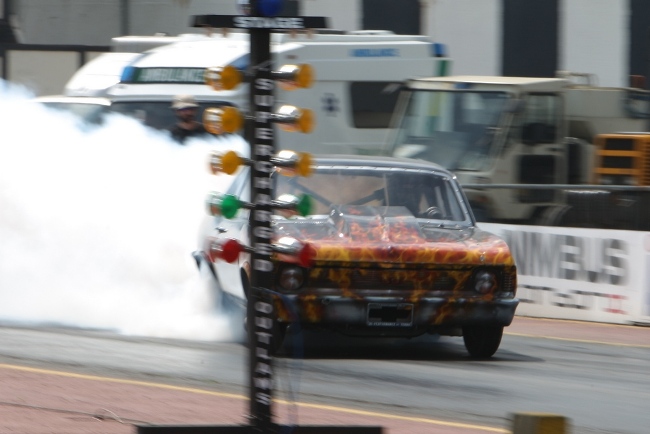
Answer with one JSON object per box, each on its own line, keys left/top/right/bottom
{"left": 297, "top": 194, "right": 312, "bottom": 217}
{"left": 221, "top": 194, "right": 241, "bottom": 219}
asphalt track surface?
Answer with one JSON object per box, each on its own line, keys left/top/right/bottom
{"left": 1, "top": 316, "right": 649, "bottom": 434}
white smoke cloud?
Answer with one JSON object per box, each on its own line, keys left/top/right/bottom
{"left": 0, "top": 79, "right": 248, "bottom": 341}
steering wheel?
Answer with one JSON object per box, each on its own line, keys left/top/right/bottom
{"left": 421, "top": 206, "right": 444, "bottom": 219}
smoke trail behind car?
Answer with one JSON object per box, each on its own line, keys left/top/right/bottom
{"left": 0, "top": 80, "right": 247, "bottom": 341}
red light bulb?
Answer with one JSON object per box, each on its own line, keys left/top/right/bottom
{"left": 220, "top": 238, "right": 243, "bottom": 263}
{"left": 298, "top": 242, "right": 316, "bottom": 268}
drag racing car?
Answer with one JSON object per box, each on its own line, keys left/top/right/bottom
{"left": 196, "top": 155, "right": 518, "bottom": 358}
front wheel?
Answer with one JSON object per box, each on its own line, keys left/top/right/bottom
{"left": 244, "top": 313, "right": 288, "bottom": 355}
{"left": 462, "top": 325, "right": 504, "bottom": 358}
{"left": 241, "top": 274, "right": 286, "bottom": 354}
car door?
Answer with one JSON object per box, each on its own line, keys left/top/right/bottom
{"left": 212, "top": 168, "right": 250, "bottom": 300}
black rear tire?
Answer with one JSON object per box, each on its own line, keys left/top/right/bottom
{"left": 199, "top": 262, "right": 228, "bottom": 313}
{"left": 462, "top": 325, "right": 504, "bottom": 358}
{"left": 199, "top": 262, "right": 247, "bottom": 343}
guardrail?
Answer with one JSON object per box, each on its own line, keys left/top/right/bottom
{"left": 461, "top": 183, "right": 650, "bottom": 231}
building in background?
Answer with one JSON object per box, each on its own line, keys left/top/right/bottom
{"left": 2, "top": 0, "right": 650, "bottom": 88}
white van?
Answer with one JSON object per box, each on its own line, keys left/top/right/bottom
{"left": 64, "top": 30, "right": 452, "bottom": 154}
{"left": 63, "top": 33, "right": 214, "bottom": 98}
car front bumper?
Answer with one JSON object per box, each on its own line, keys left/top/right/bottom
{"left": 274, "top": 294, "right": 519, "bottom": 337}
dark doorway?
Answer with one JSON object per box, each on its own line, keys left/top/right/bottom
{"left": 281, "top": 0, "right": 299, "bottom": 16}
{"left": 502, "top": 0, "right": 558, "bottom": 77}
{"left": 362, "top": 0, "right": 420, "bottom": 35}
{"left": 0, "top": 19, "right": 17, "bottom": 43}
{"left": 630, "top": 0, "right": 650, "bottom": 89}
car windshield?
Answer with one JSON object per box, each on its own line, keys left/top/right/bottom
{"left": 274, "top": 166, "right": 469, "bottom": 223}
{"left": 391, "top": 90, "right": 510, "bottom": 171}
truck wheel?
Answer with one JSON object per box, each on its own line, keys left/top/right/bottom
{"left": 462, "top": 325, "right": 503, "bottom": 358}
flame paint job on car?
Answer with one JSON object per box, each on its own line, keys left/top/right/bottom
{"left": 274, "top": 205, "right": 514, "bottom": 266}
{"left": 270, "top": 206, "right": 517, "bottom": 325}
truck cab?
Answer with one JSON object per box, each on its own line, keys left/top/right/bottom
{"left": 389, "top": 76, "right": 568, "bottom": 222}
{"left": 388, "top": 74, "right": 650, "bottom": 224}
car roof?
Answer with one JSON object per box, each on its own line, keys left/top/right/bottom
{"left": 312, "top": 154, "right": 454, "bottom": 177}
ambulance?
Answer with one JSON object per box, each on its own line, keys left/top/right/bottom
{"left": 62, "top": 29, "right": 451, "bottom": 154}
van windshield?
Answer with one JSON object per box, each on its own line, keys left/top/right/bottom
{"left": 110, "top": 101, "right": 230, "bottom": 131}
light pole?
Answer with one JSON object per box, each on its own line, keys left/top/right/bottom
{"left": 136, "top": 2, "right": 381, "bottom": 432}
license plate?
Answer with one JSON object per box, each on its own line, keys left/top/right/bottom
{"left": 367, "top": 303, "right": 413, "bottom": 326}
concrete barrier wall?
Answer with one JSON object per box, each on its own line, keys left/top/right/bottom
{"left": 7, "top": 50, "right": 77, "bottom": 95}
{"left": 482, "top": 223, "right": 650, "bottom": 325}
{"left": 1, "top": 46, "right": 109, "bottom": 96}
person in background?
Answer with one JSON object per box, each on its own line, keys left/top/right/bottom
{"left": 168, "top": 94, "right": 209, "bottom": 144}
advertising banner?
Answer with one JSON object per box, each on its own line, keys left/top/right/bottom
{"left": 481, "top": 223, "right": 650, "bottom": 325}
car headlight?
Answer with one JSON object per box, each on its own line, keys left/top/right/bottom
{"left": 473, "top": 270, "right": 497, "bottom": 294}
{"left": 278, "top": 265, "right": 305, "bottom": 291}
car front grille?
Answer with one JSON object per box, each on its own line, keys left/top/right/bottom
{"left": 308, "top": 267, "right": 465, "bottom": 292}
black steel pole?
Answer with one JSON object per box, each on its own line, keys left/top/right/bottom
{"left": 247, "top": 12, "right": 275, "bottom": 432}
{"left": 120, "top": 0, "right": 130, "bottom": 36}
{"left": 647, "top": 26, "right": 650, "bottom": 131}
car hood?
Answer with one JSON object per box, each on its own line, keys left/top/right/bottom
{"left": 273, "top": 205, "right": 514, "bottom": 266}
